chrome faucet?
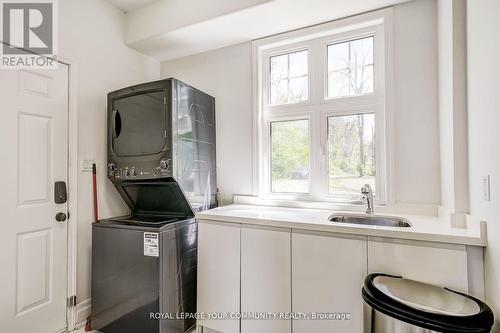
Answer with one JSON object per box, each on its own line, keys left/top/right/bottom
{"left": 361, "top": 184, "right": 374, "bottom": 214}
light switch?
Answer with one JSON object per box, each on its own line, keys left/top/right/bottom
{"left": 81, "top": 157, "right": 95, "bottom": 172}
{"left": 482, "top": 175, "right": 491, "bottom": 202}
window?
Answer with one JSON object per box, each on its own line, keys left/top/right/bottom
{"left": 254, "top": 9, "right": 390, "bottom": 204}
{"left": 270, "top": 50, "right": 308, "bottom": 105}
{"left": 328, "top": 113, "right": 375, "bottom": 195}
{"left": 327, "top": 37, "right": 374, "bottom": 98}
{"left": 271, "top": 119, "right": 310, "bottom": 193}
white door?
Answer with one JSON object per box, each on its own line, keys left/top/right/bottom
{"left": 241, "top": 225, "right": 291, "bottom": 333}
{"left": 197, "top": 220, "right": 241, "bottom": 333}
{"left": 0, "top": 64, "right": 69, "bottom": 333}
{"left": 292, "top": 231, "right": 367, "bottom": 333}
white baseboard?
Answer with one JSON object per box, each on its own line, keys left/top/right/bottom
{"left": 75, "top": 298, "right": 91, "bottom": 329}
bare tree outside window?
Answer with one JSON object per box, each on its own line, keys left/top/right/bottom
{"left": 325, "top": 37, "right": 376, "bottom": 196}
{"left": 270, "top": 50, "right": 308, "bottom": 105}
{"left": 327, "top": 36, "right": 374, "bottom": 98}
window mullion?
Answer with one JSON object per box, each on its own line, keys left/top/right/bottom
{"left": 286, "top": 54, "right": 290, "bottom": 102}
{"left": 309, "top": 39, "right": 324, "bottom": 200}
{"left": 309, "top": 111, "right": 323, "bottom": 201}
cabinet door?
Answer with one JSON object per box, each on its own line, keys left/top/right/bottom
{"left": 367, "top": 237, "right": 468, "bottom": 292}
{"left": 198, "top": 220, "right": 241, "bottom": 333}
{"left": 241, "top": 225, "right": 291, "bottom": 333}
{"left": 292, "top": 231, "right": 367, "bottom": 333}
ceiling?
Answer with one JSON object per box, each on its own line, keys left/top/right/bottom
{"left": 110, "top": 0, "right": 412, "bottom": 61}
{"left": 107, "top": 0, "right": 157, "bottom": 12}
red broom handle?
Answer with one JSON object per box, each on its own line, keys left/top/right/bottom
{"left": 92, "top": 163, "right": 99, "bottom": 222}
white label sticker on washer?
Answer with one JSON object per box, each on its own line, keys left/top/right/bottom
{"left": 143, "top": 232, "right": 159, "bottom": 257}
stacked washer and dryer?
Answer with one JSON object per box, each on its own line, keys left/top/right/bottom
{"left": 91, "top": 79, "right": 216, "bottom": 333}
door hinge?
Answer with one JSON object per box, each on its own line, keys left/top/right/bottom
{"left": 163, "top": 97, "right": 167, "bottom": 105}
{"left": 67, "top": 295, "right": 77, "bottom": 307}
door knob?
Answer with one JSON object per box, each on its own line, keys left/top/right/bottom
{"left": 55, "top": 212, "right": 67, "bottom": 222}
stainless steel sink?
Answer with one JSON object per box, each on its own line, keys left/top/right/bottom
{"left": 329, "top": 214, "right": 411, "bottom": 227}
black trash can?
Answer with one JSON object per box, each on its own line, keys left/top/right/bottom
{"left": 362, "top": 273, "right": 494, "bottom": 333}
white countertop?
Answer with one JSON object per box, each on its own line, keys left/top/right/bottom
{"left": 196, "top": 204, "right": 487, "bottom": 246}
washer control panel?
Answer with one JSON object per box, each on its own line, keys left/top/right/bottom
{"left": 107, "top": 158, "right": 172, "bottom": 181}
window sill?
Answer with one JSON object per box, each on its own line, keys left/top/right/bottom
{"left": 233, "top": 195, "right": 439, "bottom": 217}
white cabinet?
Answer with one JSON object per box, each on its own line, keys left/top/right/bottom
{"left": 292, "top": 230, "right": 367, "bottom": 333}
{"left": 241, "top": 225, "right": 291, "bottom": 333}
{"left": 367, "top": 237, "right": 469, "bottom": 292}
{"left": 197, "top": 219, "right": 475, "bottom": 333}
{"left": 197, "top": 220, "right": 241, "bottom": 333}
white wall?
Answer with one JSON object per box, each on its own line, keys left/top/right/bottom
{"left": 437, "top": 0, "right": 469, "bottom": 225}
{"left": 161, "top": 42, "right": 253, "bottom": 205}
{"left": 438, "top": 0, "right": 454, "bottom": 211}
{"left": 161, "top": 0, "right": 441, "bottom": 206}
{"left": 392, "top": 0, "right": 440, "bottom": 205}
{"left": 467, "top": 0, "right": 500, "bottom": 329}
{"left": 59, "top": 0, "right": 160, "bottom": 303}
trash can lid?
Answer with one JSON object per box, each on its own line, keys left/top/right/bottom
{"left": 362, "top": 273, "right": 494, "bottom": 333}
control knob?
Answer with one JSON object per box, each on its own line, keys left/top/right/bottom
{"left": 159, "top": 159, "right": 169, "bottom": 171}
{"left": 107, "top": 163, "right": 116, "bottom": 175}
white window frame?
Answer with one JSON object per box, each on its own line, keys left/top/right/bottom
{"left": 269, "top": 49, "right": 310, "bottom": 106}
{"left": 252, "top": 8, "right": 394, "bottom": 206}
